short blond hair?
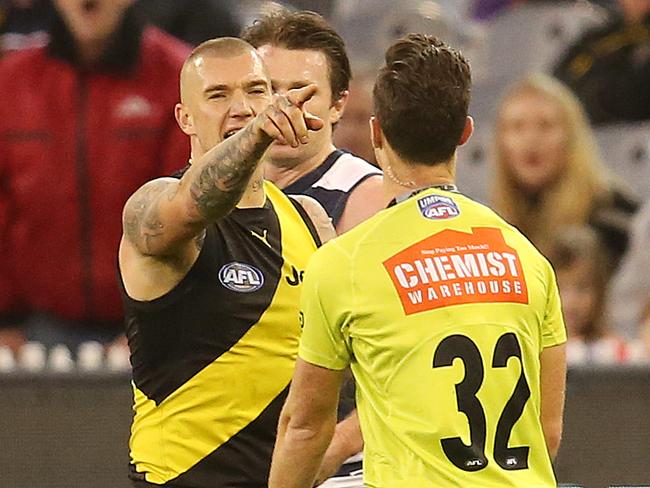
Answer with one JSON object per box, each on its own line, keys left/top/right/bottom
{"left": 180, "top": 37, "right": 259, "bottom": 102}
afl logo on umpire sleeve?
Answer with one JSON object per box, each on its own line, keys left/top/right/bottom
{"left": 219, "top": 262, "right": 265, "bottom": 293}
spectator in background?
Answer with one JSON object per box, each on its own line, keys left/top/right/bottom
{"left": 333, "top": 69, "right": 377, "bottom": 164}
{"left": 0, "top": 0, "right": 189, "bottom": 356}
{"left": 554, "top": 0, "right": 650, "bottom": 124}
{"left": 550, "top": 226, "right": 629, "bottom": 365}
{"left": 0, "top": 0, "right": 54, "bottom": 54}
{"left": 134, "top": 0, "right": 240, "bottom": 46}
{"left": 491, "top": 73, "right": 638, "bottom": 265}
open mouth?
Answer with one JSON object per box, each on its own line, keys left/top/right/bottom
{"left": 82, "top": 0, "right": 99, "bottom": 12}
{"left": 223, "top": 128, "right": 243, "bottom": 140}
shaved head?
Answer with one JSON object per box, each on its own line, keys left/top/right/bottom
{"left": 180, "top": 37, "right": 262, "bottom": 102}
{"left": 174, "top": 36, "right": 272, "bottom": 160}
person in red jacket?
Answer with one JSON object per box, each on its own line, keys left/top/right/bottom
{"left": 0, "top": 0, "right": 190, "bottom": 358}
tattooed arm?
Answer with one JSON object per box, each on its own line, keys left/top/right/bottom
{"left": 122, "top": 85, "right": 322, "bottom": 258}
{"left": 122, "top": 123, "right": 271, "bottom": 257}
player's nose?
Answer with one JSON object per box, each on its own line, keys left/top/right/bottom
{"left": 228, "top": 90, "right": 254, "bottom": 118}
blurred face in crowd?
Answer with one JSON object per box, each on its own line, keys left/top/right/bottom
{"left": 498, "top": 90, "right": 568, "bottom": 194}
{"left": 176, "top": 49, "right": 271, "bottom": 158}
{"left": 618, "top": 0, "right": 650, "bottom": 23}
{"left": 257, "top": 45, "right": 346, "bottom": 167}
{"left": 334, "top": 76, "right": 375, "bottom": 163}
{"left": 53, "top": 0, "right": 134, "bottom": 46}
{"left": 557, "top": 259, "right": 598, "bottom": 339}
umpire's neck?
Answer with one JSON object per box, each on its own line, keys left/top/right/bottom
{"left": 370, "top": 116, "right": 473, "bottom": 199}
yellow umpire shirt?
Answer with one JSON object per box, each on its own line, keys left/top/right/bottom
{"left": 299, "top": 187, "right": 567, "bottom": 488}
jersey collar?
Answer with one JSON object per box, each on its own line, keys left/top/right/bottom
{"left": 388, "top": 184, "right": 459, "bottom": 208}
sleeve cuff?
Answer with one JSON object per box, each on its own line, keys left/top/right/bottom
{"left": 298, "top": 344, "right": 349, "bottom": 371}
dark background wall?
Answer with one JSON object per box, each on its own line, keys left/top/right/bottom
{"left": 0, "top": 367, "right": 649, "bottom": 488}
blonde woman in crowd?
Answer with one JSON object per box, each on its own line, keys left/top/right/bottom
{"left": 491, "top": 73, "right": 638, "bottom": 266}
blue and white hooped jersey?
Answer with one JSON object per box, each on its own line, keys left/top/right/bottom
{"left": 283, "top": 149, "right": 381, "bottom": 226}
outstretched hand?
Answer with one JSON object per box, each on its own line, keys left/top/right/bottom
{"left": 257, "top": 84, "right": 324, "bottom": 147}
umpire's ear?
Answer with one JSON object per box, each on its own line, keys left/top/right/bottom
{"left": 370, "top": 116, "right": 383, "bottom": 149}
{"left": 458, "top": 115, "right": 474, "bottom": 147}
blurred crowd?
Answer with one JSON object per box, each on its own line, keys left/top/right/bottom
{"left": 0, "top": 0, "right": 648, "bottom": 371}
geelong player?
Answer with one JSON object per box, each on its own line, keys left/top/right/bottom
{"left": 269, "top": 34, "right": 567, "bottom": 488}
{"left": 242, "top": 9, "right": 386, "bottom": 235}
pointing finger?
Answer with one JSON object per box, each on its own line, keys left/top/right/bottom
{"left": 286, "top": 84, "right": 318, "bottom": 108}
{"left": 304, "top": 113, "right": 324, "bottom": 131}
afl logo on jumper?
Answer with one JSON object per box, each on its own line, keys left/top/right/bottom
{"left": 417, "top": 194, "right": 460, "bottom": 220}
{"left": 219, "top": 262, "right": 264, "bottom": 293}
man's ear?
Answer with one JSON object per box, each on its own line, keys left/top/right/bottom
{"left": 175, "top": 103, "right": 195, "bottom": 136}
{"left": 458, "top": 115, "right": 474, "bottom": 146}
{"left": 329, "top": 90, "right": 349, "bottom": 125}
{"left": 370, "top": 116, "right": 383, "bottom": 149}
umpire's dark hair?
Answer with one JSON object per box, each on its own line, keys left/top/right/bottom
{"left": 241, "top": 9, "right": 351, "bottom": 102}
{"left": 373, "top": 34, "right": 472, "bottom": 165}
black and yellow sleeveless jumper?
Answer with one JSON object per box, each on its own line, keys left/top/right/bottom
{"left": 120, "top": 182, "right": 320, "bottom": 487}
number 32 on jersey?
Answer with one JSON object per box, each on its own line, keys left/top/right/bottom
{"left": 433, "top": 332, "right": 531, "bottom": 472}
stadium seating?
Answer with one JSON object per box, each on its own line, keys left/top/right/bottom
{"left": 596, "top": 122, "right": 650, "bottom": 199}
{"left": 482, "top": 2, "right": 606, "bottom": 85}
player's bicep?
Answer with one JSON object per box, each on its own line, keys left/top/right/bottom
{"left": 122, "top": 177, "right": 202, "bottom": 257}
{"left": 539, "top": 342, "right": 566, "bottom": 459}
{"left": 338, "top": 174, "right": 385, "bottom": 233}
{"left": 291, "top": 194, "right": 336, "bottom": 243}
